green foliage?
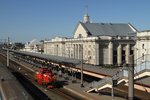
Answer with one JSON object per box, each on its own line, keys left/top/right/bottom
{"left": 14, "top": 42, "right": 25, "bottom": 50}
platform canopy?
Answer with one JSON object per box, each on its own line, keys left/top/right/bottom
{"left": 11, "top": 50, "right": 82, "bottom": 66}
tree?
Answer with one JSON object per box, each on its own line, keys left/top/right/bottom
{"left": 13, "top": 42, "right": 25, "bottom": 50}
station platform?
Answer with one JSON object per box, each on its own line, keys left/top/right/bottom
{"left": 0, "top": 62, "right": 33, "bottom": 100}
{"left": 11, "top": 55, "right": 126, "bottom": 100}
{"left": 9, "top": 53, "right": 150, "bottom": 100}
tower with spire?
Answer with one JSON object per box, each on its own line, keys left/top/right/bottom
{"left": 83, "top": 6, "right": 90, "bottom": 23}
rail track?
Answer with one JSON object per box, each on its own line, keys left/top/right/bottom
{"left": 0, "top": 53, "right": 83, "bottom": 100}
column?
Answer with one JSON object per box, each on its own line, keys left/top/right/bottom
{"left": 54, "top": 45, "right": 56, "bottom": 55}
{"left": 126, "top": 44, "right": 130, "bottom": 64}
{"left": 44, "top": 43, "right": 46, "bottom": 54}
{"left": 62, "top": 43, "right": 65, "bottom": 57}
{"left": 75, "top": 44, "right": 78, "bottom": 59}
{"left": 69, "top": 44, "right": 71, "bottom": 58}
{"left": 57, "top": 45, "right": 58, "bottom": 55}
{"left": 73, "top": 44, "right": 75, "bottom": 58}
{"left": 95, "top": 43, "right": 100, "bottom": 65}
{"left": 134, "top": 45, "right": 137, "bottom": 61}
{"left": 117, "top": 44, "right": 122, "bottom": 66}
{"left": 78, "top": 44, "right": 80, "bottom": 59}
{"left": 108, "top": 41, "right": 113, "bottom": 65}
{"left": 74, "top": 44, "right": 76, "bottom": 58}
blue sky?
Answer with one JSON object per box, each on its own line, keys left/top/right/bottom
{"left": 0, "top": 0, "right": 150, "bottom": 42}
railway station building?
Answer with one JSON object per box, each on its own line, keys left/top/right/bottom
{"left": 44, "top": 13, "right": 137, "bottom": 66}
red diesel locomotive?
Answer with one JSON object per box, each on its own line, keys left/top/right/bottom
{"left": 35, "top": 68, "right": 57, "bottom": 89}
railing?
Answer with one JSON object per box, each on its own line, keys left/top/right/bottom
{"left": 85, "top": 77, "right": 112, "bottom": 92}
{"left": 123, "top": 54, "right": 150, "bottom": 77}
{"left": 92, "top": 77, "right": 112, "bottom": 88}
{"left": 86, "top": 54, "right": 150, "bottom": 92}
{"left": 86, "top": 67, "right": 126, "bottom": 91}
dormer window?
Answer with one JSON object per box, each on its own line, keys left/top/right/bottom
{"left": 78, "top": 34, "right": 82, "bottom": 38}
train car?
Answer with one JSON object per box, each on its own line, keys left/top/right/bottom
{"left": 35, "top": 67, "right": 57, "bottom": 89}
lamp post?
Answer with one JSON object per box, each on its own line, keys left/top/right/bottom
{"left": 7, "top": 37, "right": 9, "bottom": 67}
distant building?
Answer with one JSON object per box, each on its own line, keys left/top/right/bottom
{"left": 44, "top": 13, "right": 137, "bottom": 66}
{"left": 23, "top": 39, "right": 44, "bottom": 53}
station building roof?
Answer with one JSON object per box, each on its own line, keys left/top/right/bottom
{"left": 80, "top": 22, "right": 137, "bottom": 36}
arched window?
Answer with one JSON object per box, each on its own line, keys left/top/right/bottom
{"left": 142, "top": 44, "right": 144, "bottom": 49}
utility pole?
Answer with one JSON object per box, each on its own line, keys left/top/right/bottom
{"left": 128, "top": 55, "right": 134, "bottom": 100}
{"left": 111, "top": 78, "right": 114, "bottom": 100}
{"left": 81, "top": 44, "right": 84, "bottom": 87}
{"left": 112, "top": 75, "right": 118, "bottom": 100}
{"left": 7, "top": 37, "right": 10, "bottom": 67}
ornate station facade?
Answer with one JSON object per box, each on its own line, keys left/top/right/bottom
{"left": 44, "top": 13, "right": 137, "bottom": 66}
